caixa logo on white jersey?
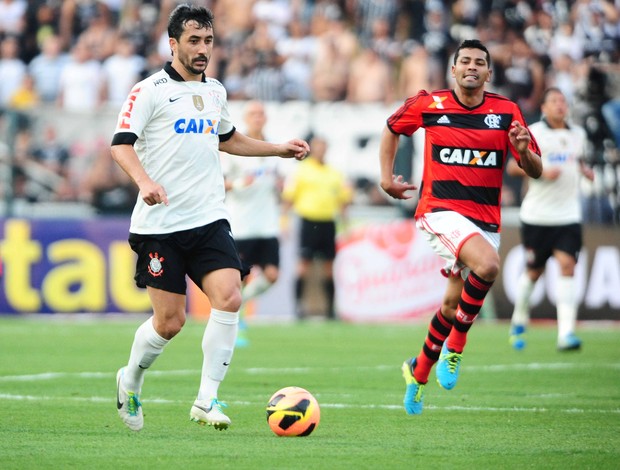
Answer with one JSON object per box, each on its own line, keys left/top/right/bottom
{"left": 174, "top": 118, "right": 220, "bottom": 134}
{"left": 433, "top": 145, "right": 503, "bottom": 169}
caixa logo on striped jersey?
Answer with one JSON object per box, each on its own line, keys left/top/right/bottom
{"left": 174, "top": 118, "right": 219, "bottom": 134}
{"left": 433, "top": 145, "right": 503, "bottom": 168}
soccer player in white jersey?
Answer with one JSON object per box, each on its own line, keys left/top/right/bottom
{"left": 508, "top": 87, "right": 594, "bottom": 351}
{"left": 110, "top": 4, "right": 309, "bottom": 432}
{"left": 223, "top": 100, "right": 283, "bottom": 346}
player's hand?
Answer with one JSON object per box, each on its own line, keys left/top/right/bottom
{"left": 509, "top": 120, "right": 531, "bottom": 153}
{"left": 140, "top": 180, "right": 169, "bottom": 206}
{"left": 543, "top": 167, "right": 562, "bottom": 180}
{"left": 380, "top": 174, "right": 417, "bottom": 200}
{"left": 279, "top": 139, "right": 310, "bottom": 160}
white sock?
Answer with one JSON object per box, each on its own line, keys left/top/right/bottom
{"left": 124, "top": 317, "right": 169, "bottom": 392}
{"left": 242, "top": 273, "right": 272, "bottom": 301}
{"left": 197, "top": 308, "right": 239, "bottom": 402}
{"left": 511, "top": 272, "right": 535, "bottom": 327}
{"left": 556, "top": 275, "right": 577, "bottom": 340}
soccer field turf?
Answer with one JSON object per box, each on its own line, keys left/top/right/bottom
{"left": 1, "top": 315, "right": 619, "bottom": 469}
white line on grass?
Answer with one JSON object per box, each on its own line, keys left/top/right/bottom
{"left": 0, "top": 393, "right": 618, "bottom": 414}
{"left": 1, "top": 362, "right": 617, "bottom": 383}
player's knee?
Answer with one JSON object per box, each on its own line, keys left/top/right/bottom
{"left": 475, "top": 258, "right": 500, "bottom": 281}
{"left": 212, "top": 288, "right": 243, "bottom": 312}
{"left": 153, "top": 314, "right": 185, "bottom": 339}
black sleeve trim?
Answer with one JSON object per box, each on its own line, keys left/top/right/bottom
{"left": 111, "top": 132, "right": 138, "bottom": 146}
{"left": 219, "top": 126, "right": 236, "bottom": 142}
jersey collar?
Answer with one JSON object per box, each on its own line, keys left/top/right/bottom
{"left": 164, "top": 62, "right": 207, "bottom": 83}
{"left": 541, "top": 116, "right": 570, "bottom": 130}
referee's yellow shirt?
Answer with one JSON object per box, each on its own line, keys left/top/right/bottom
{"left": 283, "top": 158, "right": 352, "bottom": 222}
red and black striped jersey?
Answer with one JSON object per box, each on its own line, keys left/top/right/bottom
{"left": 387, "top": 89, "right": 540, "bottom": 232}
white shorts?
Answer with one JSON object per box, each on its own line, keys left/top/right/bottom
{"left": 416, "top": 211, "right": 500, "bottom": 279}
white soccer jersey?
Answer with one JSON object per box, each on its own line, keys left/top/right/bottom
{"left": 222, "top": 156, "right": 281, "bottom": 239}
{"left": 519, "top": 120, "right": 587, "bottom": 225}
{"left": 112, "top": 64, "right": 235, "bottom": 234}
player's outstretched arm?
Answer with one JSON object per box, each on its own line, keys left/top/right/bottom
{"left": 219, "top": 132, "right": 309, "bottom": 160}
{"left": 379, "top": 126, "right": 417, "bottom": 200}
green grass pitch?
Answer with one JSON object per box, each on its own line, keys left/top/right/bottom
{"left": 1, "top": 315, "right": 619, "bottom": 469}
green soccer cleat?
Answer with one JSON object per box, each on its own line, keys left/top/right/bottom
{"left": 436, "top": 343, "right": 463, "bottom": 390}
{"left": 116, "top": 368, "right": 143, "bottom": 431}
{"left": 401, "top": 358, "right": 425, "bottom": 415}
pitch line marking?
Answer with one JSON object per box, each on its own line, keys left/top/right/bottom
{"left": 0, "top": 393, "right": 618, "bottom": 415}
{"left": 0, "top": 362, "right": 618, "bottom": 383}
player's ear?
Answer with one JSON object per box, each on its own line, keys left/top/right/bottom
{"left": 485, "top": 69, "right": 492, "bottom": 83}
{"left": 169, "top": 37, "right": 177, "bottom": 57}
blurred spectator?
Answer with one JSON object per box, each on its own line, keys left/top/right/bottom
{"left": 368, "top": 17, "right": 401, "bottom": 65}
{"left": 0, "top": 0, "right": 26, "bottom": 37}
{"left": 79, "top": 139, "right": 137, "bottom": 214}
{"left": 244, "top": 49, "right": 285, "bottom": 101}
{"left": 76, "top": 1, "right": 118, "bottom": 61}
{"left": 354, "top": 0, "right": 399, "bottom": 47}
{"left": 546, "top": 53, "right": 586, "bottom": 106}
{"left": 398, "top": 41, "right": 430, "bottom": 99}
{"left": 549, "top": 21, "right": 585, "bottom": 63}
{"left": 116, "top": 0, "right": 159, "bottom": 57}
{"left": 8, "top": 73, "right": 39, "bottom": 113}
{"left": 497, "top": 34, "right": 546, "bottom": 123}
{"left": 213, "top": 0, "right": 257, "bottom": 48}
{"left": 276, "top": 18, "right": 317, "bottom": 100}
{"left": 346, "top": 46, "right": 392, "bottom": 103}
{"left": 21, "top": 0, "right": 60, "bottom": 63}
{"left": 311, "top": 8, "right": 358, "bottom": 101}
{"left": 101, "top": 33, "right": 146, "bottom": 107}
{"left": 0, "top": 36, "right": 26, "bottom": 108}
{"left": 28, "top": 34, "right": 70, "bottom": 104}
{"left": 252, "top": 0, "right": 292, "bottom": 42}
{"left": 571, "top": 0, "right": 620, "bottom": 60}
{"left": 524, "top": 5, "right": 555, "bottom": 70}
{"left": 420, "top": 0, "right": 452, "bottom": 90}
{"left": 59, "top": 0, "right": 105, "bottom": 50}
{"left": 11, "top": 128, "right": 72, "bottom": 202}
{"left": 57, "top": 40, "right": 102, "bottom": 112}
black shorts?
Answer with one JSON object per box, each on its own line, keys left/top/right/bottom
{"left": 128, "top": 219, "right": 249, "bottom": 295}
{"left": 299, "top": 218, "right": 336, "bottom": 260}
{"left": 520, "top": 222, "right": 582, "bottom": 269}
{"left": 235, "top": 236, "right": 280, "bottom": 269}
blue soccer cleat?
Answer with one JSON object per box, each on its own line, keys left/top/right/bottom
{"left": 509, "top": 324, "right": 527, "bottom": 350}
{"left": 557, "top": 333, "right": 582, "bottom": 352}
{"left": 401, "top": 358, "right": 425, "bottom": 415}
{"left": 436, "top": 343, "right": 462, "bottom": 390}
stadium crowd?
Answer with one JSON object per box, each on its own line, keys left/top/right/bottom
{"left": 0, "top": 0, "right": 618, "bottom": 222}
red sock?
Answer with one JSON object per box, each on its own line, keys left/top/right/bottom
{"left": 446, "top": 272, "right": 493, "bottom": 353}
{"left": 413, "top": 310, "right": 452, "bottom": 383}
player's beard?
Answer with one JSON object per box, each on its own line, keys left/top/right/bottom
{"left": 179, "top": 52, "right": 210, "bottom": 76}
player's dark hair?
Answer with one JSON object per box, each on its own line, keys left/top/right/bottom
{"left": 453, "top": 39, "right": 491, "bottom": 67}
{"left": 541, "top": 87, "right": 563, "bottom": 104}
{"left": 168, "top": 3, "right": 214, "bottom": 41}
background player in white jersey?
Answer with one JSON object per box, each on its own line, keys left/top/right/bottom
{"left": 110, "top": 5, "right": 309, "bottom": 432}
{"left": 508, "top": 87, "right": 594, "bottom": 351}
{"left": 223, "top": 100, "right": 283, "bottom": 346}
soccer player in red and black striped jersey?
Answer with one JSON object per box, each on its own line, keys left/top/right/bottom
{"left": 379, "top": 39, "right": 543, "bottom": 415}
